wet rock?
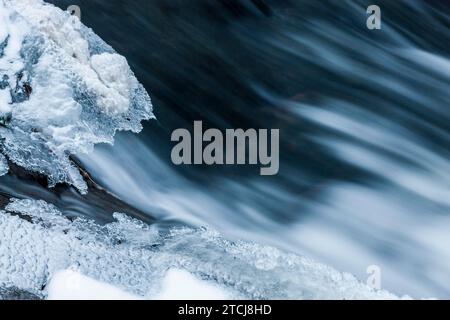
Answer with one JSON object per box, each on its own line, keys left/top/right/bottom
{"left": 0, "top": 159, "right": 155, "bottom": 225}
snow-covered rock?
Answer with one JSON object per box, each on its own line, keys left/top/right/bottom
{"left": 0, "top": 0, "right": 153, "bottom": 193}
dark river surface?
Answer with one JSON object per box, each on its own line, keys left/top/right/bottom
{"left": 3, "top": 0, "right": 450, "bottom": 298}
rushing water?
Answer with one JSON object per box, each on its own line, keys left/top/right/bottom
{"left": 2, "top": 0, "right": 450, "bottom": 298}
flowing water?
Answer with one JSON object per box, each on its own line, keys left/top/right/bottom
{"left": 1, "top": 0, "right": 450, "bottom": 298}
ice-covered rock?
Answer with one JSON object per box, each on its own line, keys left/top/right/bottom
{"left": 0, "top": 0, "right": 153, "bottom": 193}
{"left": 0, "top": 198, "right": 400, "bottom": 299}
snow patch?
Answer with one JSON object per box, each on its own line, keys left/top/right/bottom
{"left": 151, "top": 269, "right": 232, "bottom": 300}
{"left": 47, "top": 268, "right": 231, "bottom": 300}
{"left": 47, "top": 270, "right": 142, "bottom": 300}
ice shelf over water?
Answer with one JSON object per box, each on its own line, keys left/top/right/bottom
{"left": 0, "top": 0, "right": 153, "bottom": 193}
{"left": 0, "top": 198, "right": 400, "bottom": 299}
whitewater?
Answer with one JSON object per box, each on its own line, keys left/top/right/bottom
{"left": 0, "top": 0, "right": 412, "bottom": 299}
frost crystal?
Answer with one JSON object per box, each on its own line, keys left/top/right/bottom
{"left": 0, "top": 198, "right": 400, "bottom": 300}
{"left": 0, "top": 0, "right": 153, "bottom": 192}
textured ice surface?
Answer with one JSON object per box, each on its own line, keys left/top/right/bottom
{"left": 0, "top": 0, "right": 153, "bottom": 193}
{"left": 0, "top": 287, "right": 40, "bottom": 300}
{"left": 0, "top": 198, "right": 399, "bottom": 299}
{"left": 0, "top": 153, "right": 8, "bottom": 176}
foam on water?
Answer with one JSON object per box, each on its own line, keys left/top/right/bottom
{"left": 0, "top": 0, "right": 153, "bottom": 192}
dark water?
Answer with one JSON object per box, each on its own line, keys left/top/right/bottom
{"left": 17, "top": 0, "right": 450, "bottom": 298}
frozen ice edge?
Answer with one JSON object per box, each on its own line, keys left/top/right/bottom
{"left": 0, "top": 0, "right": 153, "bottom": 193}
{"left": 0, "top": 198, "right": 402, "bottom": 300}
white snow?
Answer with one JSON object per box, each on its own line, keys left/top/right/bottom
{"left": 151, "top": 269, "right": 232, "bottom": 300}
{"left": 47, "top": 268, "right": 231, "bottom": 300}
{"left": 90, "top": 53, "right": 133, "bottom": 114}
{"left": 0, "top": 89, "right": 11, "bottom": 111}
{"left": 7, "top": 0, "right": 137, "bottom": 115}
{"left": 0, "top": 0, "right": 153, "bottom": 192}
{"left": 47, "top": 270, "right": 142, "bottom": 300}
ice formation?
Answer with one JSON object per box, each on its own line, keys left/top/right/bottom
{"left": 0, "top": 198, "right": 399, "bottom": 299}
{"left": 47, "top": 268, "right": 231, "bottom": 300}
{"left": 0, "top": 0, "right": 153, "bottom": 193}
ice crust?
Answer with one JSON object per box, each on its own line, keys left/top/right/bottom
{"left": 0, "top": 198, "right": 399, "bottom": 299}
{"left": 0, "top": 0, "right": 153, "bottom": 192}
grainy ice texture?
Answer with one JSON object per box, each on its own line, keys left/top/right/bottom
{"left": 0, "top": 154, "right": 8, "bottom": 176}
{"left": 0, "top": 0, "right": 153, "bottom": 193}
{"left": 0, "top": 198, "right": 399, "bottom": 299}
{"left": 0, "top": 287, "right": 41, "bottom": 300}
